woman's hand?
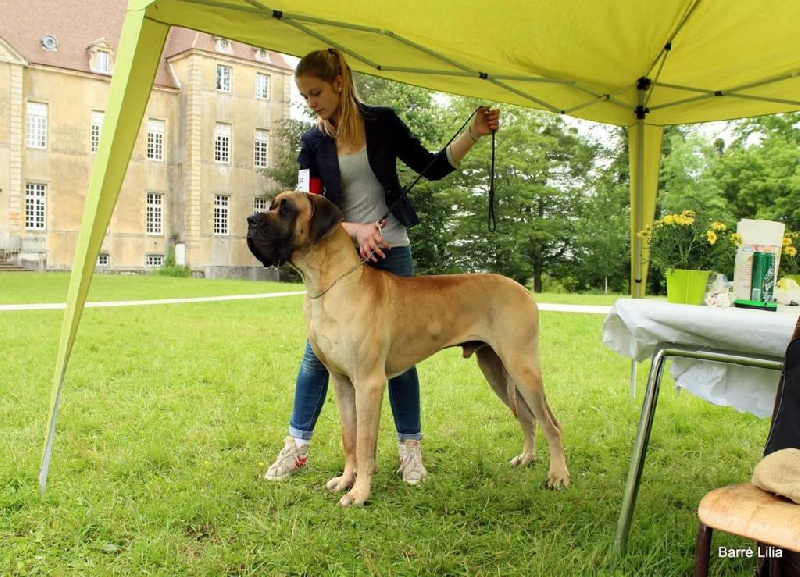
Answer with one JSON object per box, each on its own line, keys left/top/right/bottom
{"left": 355, "top": 220, "right": 390, "bottom": 262}
{"left": 470, "top": 106, "right": 501, "bottom": 139}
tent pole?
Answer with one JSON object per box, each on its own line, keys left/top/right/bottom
{"left": 631, "top": 78, "right": 649, "bottom": 299}
{"left": 38, "top": 8, "right": 169, "bottom": 492}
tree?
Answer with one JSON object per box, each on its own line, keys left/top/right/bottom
{"left": 711, "top": 113, "right": 800, "bottom": 230}
{"left": 572, "top": 127, "right": 631, "bottom": 293}
{"left": 261, "top": 116, "right": 312, "bottom": 191}
{"left": 445, "top": 100, "right": 599, "bottom": 291}
{"left": 658, "top": 129, "right": 732, "bottom": 223}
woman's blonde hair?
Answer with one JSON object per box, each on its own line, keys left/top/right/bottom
{"left": 295, "top": 48, "right": 364, "bottom": 146}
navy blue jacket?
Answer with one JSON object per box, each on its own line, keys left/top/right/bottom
{"left": 297, "top": 104, "right": 456, "bottom": 228}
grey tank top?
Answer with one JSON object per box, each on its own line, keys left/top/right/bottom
{"left": 337, "top": 148, "right": 410, "bottom": 248}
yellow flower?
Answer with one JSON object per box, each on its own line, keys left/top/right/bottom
{"left": 783, "top": 236, "right": 793, "bottom": 247}
{"left": 711, "top": 221, "right": 727, "bottom": 232}
{"left": 786, "top": 245, "right": 798, "bottom": 257}
{"left": 730, "top": 232, "right": 743, "bottom": 247}
{"left": 639, "top": 209, "right": 737, "bottom": 272}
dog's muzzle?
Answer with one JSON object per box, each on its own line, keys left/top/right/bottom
{"left": 246, "top": 214, "right": 274, "bottom": 268}
{"left": 246, "top": 213, "right": 293, "bottom": 268}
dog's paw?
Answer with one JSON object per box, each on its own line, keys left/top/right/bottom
{"left": 326, "top": 474, "right": 354, "bottom": 492}
{"left": 339, "top": 489, "right": 369, "bottom": 507}
{"left": 510, "top": 452, "right": 536, "bottom": 467}
{"left": 545, "top": 469, "right": 570, "bottom": 489}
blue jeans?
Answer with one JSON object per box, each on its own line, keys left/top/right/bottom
{"left": 289, "top": 245, "right": 422, "bottom": 442}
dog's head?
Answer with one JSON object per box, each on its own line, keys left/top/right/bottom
{"left": 246, "top": 191, "right": 343, "bottom": 268}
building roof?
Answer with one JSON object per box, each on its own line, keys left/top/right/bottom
{"left": 0, "top": 0, "right": 293, "bottom": 88}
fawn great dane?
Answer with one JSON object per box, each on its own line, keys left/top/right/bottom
{"left": 246, "top": 191, "right": 569, "bottom": 506}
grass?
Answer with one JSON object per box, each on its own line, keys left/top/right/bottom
{"left": 0, "top": 272, "right": 769, "bottom": 575}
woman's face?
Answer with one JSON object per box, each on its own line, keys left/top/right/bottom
{"left": 296, "top": 74, "right": 342, "bottom": 121}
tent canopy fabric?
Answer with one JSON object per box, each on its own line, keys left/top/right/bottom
{"left": 142, "top": 0, "right": 800, "bottom": 127}
{"left": 41, "top": 0, "right": 800, "bottom": 490}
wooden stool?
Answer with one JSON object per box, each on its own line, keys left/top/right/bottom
{"left": 695, "top": 483, "right": 800, "bottom": 576}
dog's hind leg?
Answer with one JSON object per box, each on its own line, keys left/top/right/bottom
{"left": 475, "top": 347, "right": 537, "bottom": 467}
{"left": 501, "top": 354, "right": 569, "bottom": 489}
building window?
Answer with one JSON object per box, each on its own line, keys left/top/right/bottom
{"left": 146, "top": 193, "right": 163, "bottom": 235}
{"left": 214, "top": 195, "right": 229, "bottom": 235}
{"left": 96, "top": 253, "right": 110, "bottom": 267}
{"left": 146, "top": 119, "right": 164, "bottom": 161}
{"left": 253, "top": 196, "right": 267, "bottom": 212}
{"left": 254, "top": 129, "right": 269, "bottom": 168}
{"left": 26, "top": 102, "right": 48, "bottom": 149}
{"left": 95, "top": 50, "right": 112, "bottom": 74}
{"left": 214, "top": 123, "right": 231, "bottom": 163}
{"left": 253, "top": 197, "right": 267, "bottom": 213}
{"left": 255, "top": 73, "right": 270, "bottom": 99}
{"left": 88, "top": 40, "right": 114, "bottom": 75}
{"left": 145, "top": 254, "right": 164, "bottom": 268}
{"left": 216, "top": 64, "right": 232, "bottom": 92}
{"left": 25, "top": 183, "right": 47, "bottom": 230}
{"left": 91, "top": 111, "right": 104, "bottom": 154}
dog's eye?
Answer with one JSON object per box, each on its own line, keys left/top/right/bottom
{"left": 279, "top": 200, "right": 294, "bottom": 216}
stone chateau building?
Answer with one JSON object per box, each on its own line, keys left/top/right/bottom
{"left": 0, "top": 0, "right": 293, "bottom": 278}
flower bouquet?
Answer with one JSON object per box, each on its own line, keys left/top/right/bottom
{"left": 639, "top": 210, "right": 742, "bottom": 304}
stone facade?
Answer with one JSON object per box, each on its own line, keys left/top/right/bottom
{"left": 0, "top": 3, "right": 291, "bottom": 280}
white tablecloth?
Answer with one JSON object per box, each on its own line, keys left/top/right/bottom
{"left": 602, "top": 299, "right": 798, "bottom": 417}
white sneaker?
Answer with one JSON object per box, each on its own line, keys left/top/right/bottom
{"left": 264, "top": 437, "right": 309, "bottom": 481}
{"left": 397, "top": 440, "right": 427, "bottom": 485}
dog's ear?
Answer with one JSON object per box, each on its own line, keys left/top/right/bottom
{"left": 308, "top": 193, "right": 343, "bottom": 244}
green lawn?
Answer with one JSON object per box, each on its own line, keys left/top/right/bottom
{"left": 1, "top": 272, "right": 766, "bottom": 575}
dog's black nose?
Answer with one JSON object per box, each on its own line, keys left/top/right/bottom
{"left": 247, "top": 214, "right": 258, "bottom": 227}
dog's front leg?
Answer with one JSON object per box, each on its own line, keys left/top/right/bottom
{"left": 327, "top": 374, "right": 357, "bottom": 493}
{"left": 339, "top": 375, "right": 384, "bottom": 507}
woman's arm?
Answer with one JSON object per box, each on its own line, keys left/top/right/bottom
{"left": 448, "top": 106, "right": 501, "bottom": 164}
{"left": 392, "top": 106, "right": 500, "bottom": 179}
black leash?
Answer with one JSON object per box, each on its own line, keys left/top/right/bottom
{"left": 488, "top": 130, "right": 497, "bottom": 231}
{"left": 379, "top": 106, "right": 497, "bottom": 231}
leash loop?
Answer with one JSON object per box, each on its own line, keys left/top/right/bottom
{"left": 487, "top": 130, "right": 497, "bottom": 232}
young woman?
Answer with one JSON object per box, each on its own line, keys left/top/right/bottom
{"left": 265, "top": 47, "right": 500, "bottom": 484}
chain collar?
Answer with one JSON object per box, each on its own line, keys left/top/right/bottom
{"left": 308, "top": 253, "right": 371, "bottom": 300}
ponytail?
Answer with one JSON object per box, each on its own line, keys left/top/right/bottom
{"left": 295, "top": 48, "right": 364, "bottom": 147}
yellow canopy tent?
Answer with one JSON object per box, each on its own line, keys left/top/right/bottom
{"left": 41, "top": 0, "right": 800, "bottom": 491}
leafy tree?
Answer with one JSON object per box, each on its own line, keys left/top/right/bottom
{"left": 711, "top": 113, "right": 800, "bottom": 230}
{"left": 658, "top": 130, "right": 732, "bottom": 223}
{"left": 572, "top": 127, "right": 631, "bottom": 293}
{"left": 355, "top": 74, "right": 445, "bottom": 147}
{"left": 261, "top": 116, "right": 312, "bottom": 191}
{"left": 445, "top": 100, "right": 599, "bottom": 291}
